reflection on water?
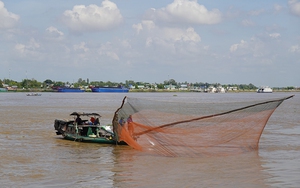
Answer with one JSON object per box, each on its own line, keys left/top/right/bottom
{"left": 0, "top": 92, "right": 299, "bottom": 187}
{"left": 112, "top": 151, "right": 268, "bottom": 188}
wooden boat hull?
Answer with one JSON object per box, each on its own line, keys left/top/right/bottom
{"left": 62, "top": 133, "right": 127, "bottom": 145}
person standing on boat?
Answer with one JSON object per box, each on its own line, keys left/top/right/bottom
{"left": 127, "top": 115, "right": 134, "bottom": 138}
{"left": 75, "top": 115, "right": 82, "bottom": 125}
{"left": 127, "top": 115, "right": 133, "bottom": 123}
{"left": 90, "top": 116, "right": 95, "bottom": 124}
{"left": 94, "top": 117, "right": 100, "bottom": 125}
{"left": 119, "top": 117, "right": 125, "bottom": 126}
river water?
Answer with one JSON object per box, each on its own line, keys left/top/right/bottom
{"left": 0, "top": 92, "right": 299, "bottom": 188}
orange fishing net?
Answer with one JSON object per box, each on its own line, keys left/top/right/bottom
{"left": 113, "top": 95, "right": 293, "bottom": 157}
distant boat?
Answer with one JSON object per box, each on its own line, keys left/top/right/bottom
{"left": 54, "top": 87, "right": 85, "bottom": 92}
{"left": 257, "top": 86, "right": 273, "bottom": 93}
{"left": 0, "top": 88, "right": 7, "bottom": 92}
{"left": 91, "top": 86, "right": 129, "bottom": 93}
{"left": 26, "top": 93, "right": 42, "bottom": 96}
{"left": 216, "top": 86, "right": 226, "bottom": 93}
{"left": 207, "top": 86, "right": 217, "bottom": 93}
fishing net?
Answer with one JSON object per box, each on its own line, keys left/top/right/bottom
{"left": 112, "top": 95, "right": 294, "bottom": 157}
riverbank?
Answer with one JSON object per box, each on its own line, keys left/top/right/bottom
{"left": 1, "top": 88, "right": 299, "bottom": 93}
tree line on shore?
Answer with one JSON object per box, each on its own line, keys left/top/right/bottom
{"left": 0, "top": 78, "right": 297, "bottom": 91}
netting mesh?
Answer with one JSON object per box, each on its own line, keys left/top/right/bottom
{"left": 113, "top": 95, "right": 293, "bottom": 157}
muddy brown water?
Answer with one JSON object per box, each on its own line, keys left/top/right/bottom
{"left": 0, "top": 92, "right": 299, "bottom": 188}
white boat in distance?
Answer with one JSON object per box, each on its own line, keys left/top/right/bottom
{"left": 257, "top": 86, "right": 272, "bottom": 93}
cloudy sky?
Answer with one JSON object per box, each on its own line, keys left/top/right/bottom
{"left": 1, "top": 0, "right": 299, "bottom": 87}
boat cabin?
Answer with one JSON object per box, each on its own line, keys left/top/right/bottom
{"left": 54, "top": 112, "right": 114, "bottom": 139}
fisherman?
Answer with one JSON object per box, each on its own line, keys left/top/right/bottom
{"left": 75, "top": 115, "right": 82, "bottom": 125}
{"left": 94, "top": 117, "right": 100, "bottom": 125}
{"left": 119, "top": 117, "right": 125, "bottom": 126}
{"left": 127, "top": 115, "right": 133, "bottom": 123}
{"left": 127, "top": 115, "right": 134, "bottom": 138}
{"left": 90, "top": 116, "right": 95, "bottom": 124}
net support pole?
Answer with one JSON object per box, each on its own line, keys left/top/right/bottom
{"left": 112, "top": 96, "right": 127, "bottom": 143}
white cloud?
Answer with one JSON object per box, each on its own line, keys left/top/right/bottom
{"left": 132, "top": 23, "right": 143, "bottom": 34}
{"left": 45, "top": 26, "right": 64, "bottom": 41}
{"left": 147, "top": 0, "right": 222, "bottom": 25}
{"left": 131, "top": 17, "right": 203, "bottom": 60}
{"left": 248, "top": 9, "right": 265, "bottom": 16}
{"left": 289, "top": 45, "right": 300, "bottom": 53}
{"left": 273, "top": 4, "right": 283, "bottom": 12}
{"left": 0, "top": 1, "right": 20, "bottom": 29}
{"left": 145, "top": 37, "right": 153, "bottom": 47}
{"left": 105, "top": 51, "right": 119, "bottom": 60}
{"left": 161, "top": 27, "right": 201, "bottom": 42}
{"left": 120, "top": 40, "right": 131, "bottom": 49}
{"left": 241, "top": 19, "right": 255, "bottom": 27}
{"left": 134, "top": 20, "right": 200, "bottom": 42}
{"left": 46, "top": 26, "right": 64, "bottom": 36}
{"left": 288, "top": 0, "right": 300, "bottom": 16}
{"left": 73, "top": 42, "right": 89, "bottom": 52}
{"left": 61, "top": 0, "right": 123, "bottom": 33}
{"left": 28, "top": 38, "right": 40, "bottom": 49}
{"left": 14, "top": 38, "right": 40, "bottom": 56}
{"left": 269, "top": 33, "right": 281, "bottom": 39}
{"left": 98, "top": 42, "right": 120, "bottom": 61}
{"left": 132, "top": 20, "right": 156, "bottom": 34}
{"left": 15, "top": 43, "right": 26, "bottom": 54}
{"left": 230, "top": 40, "right": 248, "bottom": 52}
{"left": 229, "top": 37, "right": 275, "bottom": 64}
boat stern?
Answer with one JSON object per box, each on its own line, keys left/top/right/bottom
{"left": 54, "top": 119, "right": 69, "bottom": 135}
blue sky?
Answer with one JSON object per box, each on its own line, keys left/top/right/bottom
{"left": 0, "top": 0, "right": 299, "bottom": 87}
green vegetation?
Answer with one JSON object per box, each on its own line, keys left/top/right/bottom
{"left": 0, "top": 78, "right": 298, "bottom": 92}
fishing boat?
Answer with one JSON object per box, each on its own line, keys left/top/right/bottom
{"left": 91, "top": 85, "right": 129, "bottom": 93}
{"left": 54, "top": 112, "right": 126, "bottom": 145}
{"left": 257, "top": 86, "right": 272, "bottom": 93}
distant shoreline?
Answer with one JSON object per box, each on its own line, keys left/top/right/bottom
{"left": 1, "top": 88, "right": 299, "bottom": 93}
